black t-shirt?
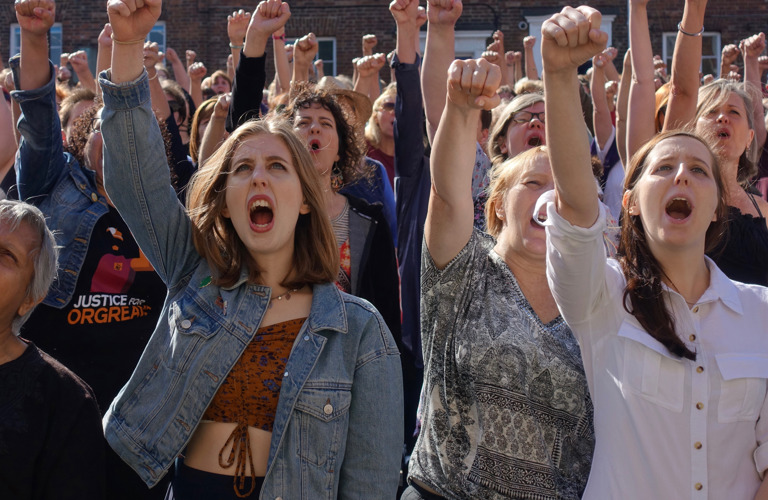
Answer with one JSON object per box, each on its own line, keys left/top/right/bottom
{"left": 22, "top": 205, "right": 166, "bottom": 413}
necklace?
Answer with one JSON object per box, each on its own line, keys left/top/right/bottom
{"left": 268, "top": 287, "right": 301, "bottom": 309}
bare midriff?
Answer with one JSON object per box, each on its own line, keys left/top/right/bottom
{"left": 184, "top": 421, "right": 272, "bottom": 476}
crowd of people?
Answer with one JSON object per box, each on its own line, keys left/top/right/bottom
{"left": 2, "top": 0, "right": 768, "bottom": 498}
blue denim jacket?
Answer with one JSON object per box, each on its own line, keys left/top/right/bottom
{"left": 10, "top": 56, "right": 109, "bottom": 308}
{"left": 99, "top": 70, "right": 404, "bottom": 499}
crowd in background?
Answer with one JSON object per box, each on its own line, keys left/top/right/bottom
{"left": 2, "top": 0, "right": 768, "bottom": 498}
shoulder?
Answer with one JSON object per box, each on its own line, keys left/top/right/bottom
{"left": 346, "top": 193, "right": 383, "bottom": 217}
{"left": 24, "top": 344, "right": 100, "bottom": 411}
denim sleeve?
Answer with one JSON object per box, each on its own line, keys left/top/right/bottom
{"left": 9, "top": 56, "right": 66, "bottom": 200}
{"left": 99, "top": 70, "right": 199, "bottom": 288}
{"left": 338, "top": 312, "right": 403, "bottom": 499}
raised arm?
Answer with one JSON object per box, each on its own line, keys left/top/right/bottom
{"left": 12, "top": 0, "right": 67, "bottom": 200}
{"left": 353, "top": 54, "right": 385, "bottom": 102}
{"left": 68, "top": 50, "right": 97, "bottom": 93}
{"left": 425, "top": 58, "right": 500, "bottom": 267}
{"left": 542, "top": 6, "right": 607, "bottom": 228}
{"left": 615, "top": 49, "right": 632, "bottom": 168}
{"left": 421, "top": 0, "right": 462, "bottom": 143}
{"left": 164, "top": 47, "right": 189, "bottom": 90}
{"left": 590, "top": 53, "right": 612, "bottom": 150}
{"left": 228, "top": 9, "right": 251, "bottom": 72}
{"left": 291, "top": 33, "right": 317, "bottom": 85}
{"left": 663, "top": 0, "right": 708, "bottom": 130}
{"left": 626, "top": 0, "right": 657, "bottom": 158}
{"left": 226, "top": 0, "right": 289, "bottom": 131}
{"left": 272, "top": 26, "right": 290, "bottom": 94}
{"left": 95, "top": 23, "right": 113, "bottom": 92}
{"left": 741, "top": 32, "right": 767, "bottom": 153}
{"left": 199, "top": 93, "right": 230, "bottom": 165}
{"left": 523, "top": 36, "right": 540, "bottom": 81}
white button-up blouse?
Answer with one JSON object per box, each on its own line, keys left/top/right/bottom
{"left": 544, "top": 202, "right": 768, "bottom": 500}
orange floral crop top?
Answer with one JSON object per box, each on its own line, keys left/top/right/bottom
{"left": 201, "top": 317, "right": 305, "bottom": 497}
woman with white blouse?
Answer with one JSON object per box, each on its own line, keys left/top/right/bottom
{"left": 540, "top": 6, "right": 768, "bottom": 500}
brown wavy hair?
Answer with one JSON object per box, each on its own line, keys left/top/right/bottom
{"left": 186, "top": 116, "right": 339, "bottom": 288}
{"left": 618, "top": 130, "right": 728, "bottom": 360}
{"left": 283, "top": 85, "right": 370, "bottom": 188}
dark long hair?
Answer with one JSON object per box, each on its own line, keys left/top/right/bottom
{"left": 617, "top": 131, "right": 728, "bottom": 360}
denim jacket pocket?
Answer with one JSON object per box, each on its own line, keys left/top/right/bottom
{"left": 619, "top": 320, "right": 685, "bottom": 412}
{"left": 294, "top": 386, "right": 352, "bottom": 467}
{"left": 716, "top": 353, "right": 768, "bottom": 424}
{"left": 164, "top": 295, "right": 221, "bottom": 374}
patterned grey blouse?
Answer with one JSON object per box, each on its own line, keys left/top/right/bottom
{"left": 409, "top": 230, "right": 594, "bottom": 499}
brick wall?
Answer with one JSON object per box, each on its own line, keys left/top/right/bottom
{"left": 4, "top": 1, "right": 768, "bottom": 85}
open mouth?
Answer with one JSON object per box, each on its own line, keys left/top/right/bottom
{"left": 309, "top": 139, "right": 322, "bottom": 151}
{"left": 665, "top": 197, "right": 692, "bottom": 220}
{"left": 527, "top": 135, "right": 543, "bottom": 147}
{"left": 250, "top": 199, "right": 274, "bottom": 228}
{"left": 716, "top": 128, "right": 730, "bottom": 139}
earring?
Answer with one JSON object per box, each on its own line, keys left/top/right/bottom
{"left": 628, "top": 206, "right": 638, "bottom": 215}
{"left": 330, "top": 162, "right": 343, "bottom": 191}
{"left": 496, "top": 211, "right": 505, "bottom": 220}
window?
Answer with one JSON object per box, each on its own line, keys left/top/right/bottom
{"left": 524, "top": 14, "right": 616, "bottom": 76}
{"left": 663, "top": 32, "right": 721, "bottom": 78}
{"left": 286, "top": 37, "right": 336, "bottom": 77}
{"left": 316, "top": 37, "right": 336, "bottom": 77}
{"left": 418, "top": 31, "right": 490, "bottom": 60}
{"left": 147, "top": 22, "right": 166, "bottom": 52}
{"left": 9, "top": 23, "right": 63, "bottom": 62}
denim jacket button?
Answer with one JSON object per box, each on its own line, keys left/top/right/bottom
{"left": 91, "top": 192, "right": 98, "bottom": 202}
{"left": 180, "top": 319, "right": 192, "bottom": 329}
{"left": 323, "top": 403, "right": 333, "bottom": 415}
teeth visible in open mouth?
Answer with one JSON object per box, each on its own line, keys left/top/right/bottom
{"left": 250, "top": 199, "right": 274, "bottom": 226}
{"left": 665, "top": 197, "right": 692, "bottom": 220}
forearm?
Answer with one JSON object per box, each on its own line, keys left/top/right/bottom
{"left": 591, "top": 68, "right": 612, "bottom": 149}
{"left": 545, "top": 68, "right": 598, "bottom": 227}
{"left": 627, "top": 3, "right": 657, "bottom": 156}
{"left": 18, "top": 31, "right": 51, "bottom": 91}
{"left": 96, "top": 44, "right": 112, "bottom": 91}
{"left": 615, "top": 57, "right": 632, "bottom": 168}
{"left": 664, "top": 0, "right": 708, "bottom": 130}
{"left": 524, "top": 46, "right": 539, "bottom": 81}
{"left": 226, "top": 52, "right": 266, "bottom": 132}
{"left": 148, "top": 68, "right": 171, "bottom": 121}
{"left": 744, "top": 55, "right": 767, "bottom": 152}
{"left": 273, "top": 40, "right": 291, "bottom": 93}
{"left": 514, "top": 59, "right": 522, "bottom": 83}
{"left": 73, "top": 65, "right": 97, "bottom": 93}
{"left": 198, "top": 115, "right": 227, "bottom": 165}
{"left": 11, "top": 58, "right": 66, "bottom": 198}
{"left": 169, "top": 58, "right": 190, "bottom": 92}
{"left": 421, "top": 25, "right": 454, "bottom": 142}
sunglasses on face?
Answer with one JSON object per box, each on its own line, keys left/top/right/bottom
{"left": 511, "top": 111, "right": 545, "bottom": 125}
{"left": 379, "top": 102, "right": 396, "bottom": 112}
{"left": 89, "top": 117, "right": 101, "bottom": 134}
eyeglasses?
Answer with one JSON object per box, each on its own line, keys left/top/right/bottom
{"left": 379, "top": 102, "right": 396, "bottom": 112}
{"left": 511, "top": 111, "right": 545, "bottom": 125}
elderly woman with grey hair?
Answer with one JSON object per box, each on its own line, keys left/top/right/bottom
{"left": 0, "top": 199, "right": 105, "bottom": 500}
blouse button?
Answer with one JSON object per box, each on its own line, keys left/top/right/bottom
{"left": 689, "top": 334, "right": 696, "bottom": 342}
{"left": 694, "top": 442, "right": 702, "bottom": 449}
{"left": 696, "top": 402, "right": 704, "bottom": 410}
{"left": 323, "top": 404, "right": 333, "bottom": 415}
{"left": 694, "top": 483, "right": 703, "bottom": 491}
{"left": 180, "top": 319, "right": 191, "bottom": 329}
{"left": 696, "top": 366, "right": 704, "bottom": 373}
{"left": 692, "top": 306, "right": 699, "bottom": 313}
{"left": 304, "top": 335, "right": 309, "bottom": 341}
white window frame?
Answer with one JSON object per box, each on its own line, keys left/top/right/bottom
{"left": 418, "top": 30, "right": 489, "bottom": 59}
{"left": 662, "top": 31, "right": 721, "bottom": 78}
{"left": 524, "top": 14, "right": 615, "bottom": 76}
{"left": 10, "top": 23, "right": 62, "bottom": 62}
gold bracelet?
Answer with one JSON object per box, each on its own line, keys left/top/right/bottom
{"left": 111, "top": 34, "right": 146, "bottom": 45}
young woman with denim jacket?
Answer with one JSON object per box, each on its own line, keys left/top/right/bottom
{"left": 100, "top": 0, "right": 403, "bottom": 498}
